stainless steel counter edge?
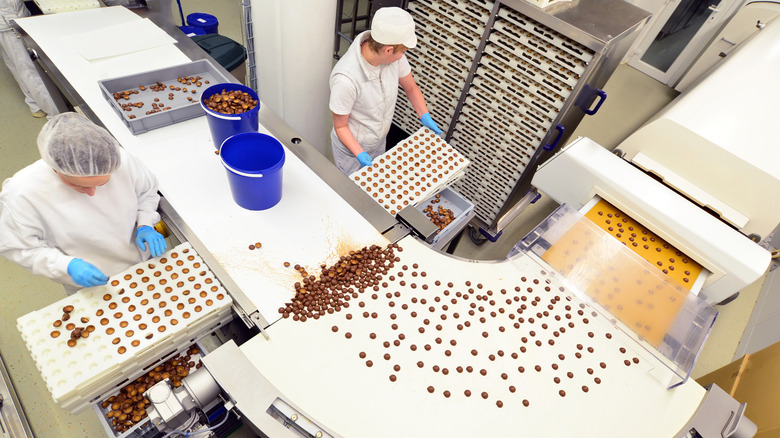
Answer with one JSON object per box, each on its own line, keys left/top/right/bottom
{"left": 157, "top": 196, "right": 264, "bottom": 330}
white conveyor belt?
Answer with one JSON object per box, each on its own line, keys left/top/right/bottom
{"left": 16, "top": 7, "right": 386, "bottom": 323}
{"left": 235, "top": 237, "right": 705, "bottom": 438}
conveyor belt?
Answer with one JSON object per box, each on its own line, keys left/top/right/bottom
{"left": 583, "top": 199, "right": 705, "bottom": 291}
{"left": 237, "top": 236, "right": 705, "bottom": 438}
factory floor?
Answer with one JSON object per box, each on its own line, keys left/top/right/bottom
{"left": 0, "top": 2, "right": 770, "bottom": 438}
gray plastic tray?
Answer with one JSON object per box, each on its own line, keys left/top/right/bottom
{"left": 416, "top": 187, "right": 475, "bottom": 250}
{"left": 98, "top": 59, "right": 232, "bottom": 134}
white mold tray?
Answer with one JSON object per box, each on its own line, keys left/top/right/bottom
{"left": 17, "top": 242, "right": 233, "bottom": 414}
{"left": 349, "top": 127, "right": 470, "bottom": 216}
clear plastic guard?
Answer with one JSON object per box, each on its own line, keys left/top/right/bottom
{"left": 509, "top": 204, "right": 718, "bottom": 389}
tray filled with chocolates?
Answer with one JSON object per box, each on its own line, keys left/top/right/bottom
{"left": 17, "top": 242, "right": 233, "bottom": 414}
{"left": 98, "top": 59, "right": 232, "bottom": 134}
{"left": 350, "top": 127, "right": 470, "bottom": 216}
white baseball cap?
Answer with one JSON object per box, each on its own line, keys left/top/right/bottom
{"left": 371, "top": 7, "right": 417, "bottom": 49}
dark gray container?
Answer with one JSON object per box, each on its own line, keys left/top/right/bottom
{"left": 98, "top": 59, "right": 232, "bottom": 134}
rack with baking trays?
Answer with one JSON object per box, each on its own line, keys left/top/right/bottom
{"left": 394, "top": 0, "right": 649, "bottom": 236}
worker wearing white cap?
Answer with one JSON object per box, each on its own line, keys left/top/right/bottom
{"left": 0, "top": 0, "right": 59, "bottom": 119}
{"left": 329, "top": 6, "right": 443, "bottom": 175}
{"left": 0, "top": 112, "right": 166, "bottom": 294}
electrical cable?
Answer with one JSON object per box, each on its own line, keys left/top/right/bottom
{"left": 161, "top": 407, "right": 232, "bottom": 438}
{"left": 179, "top": 411, "right": 198, "bottom": 431}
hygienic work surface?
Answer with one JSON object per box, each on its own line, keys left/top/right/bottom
{"left": 34, "top": 0, "right": 99, "bottom": 15}
{"left": 131, "top": 124, "right": 387, "bottom": 322}
{"left": 242, "top": 237, "right": 704, "bottom": 438}
{"left": 17, "top": 8, "right": 387, "bottom": 322}
{"left": 16, "top": 243, "right": 232, "bottom": 412}
{"left": 350, "top": 127, "right": 470, "bottom": 215}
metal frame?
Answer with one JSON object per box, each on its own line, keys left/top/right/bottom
{"left": 334, "top": 0, "right": 373, "bottom": 58}
{"left": 0, "top": 352, "right": 34, "bottom": 438}
{"left": 398, "top": 0, "right": 650, "bottom": 239}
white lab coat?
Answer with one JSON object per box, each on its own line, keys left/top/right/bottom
{"left": 0, "top": 149, "right": 161, "bottom": 289}
{"left": 0, "top": 0, "right": 58, "bottom": 116}
{"left": 329, "top": 31, "right": 412, "bottom": 175}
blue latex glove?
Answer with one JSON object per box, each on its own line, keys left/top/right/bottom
{"left": 136, "top": 225, "right": 167, "bottom": 257}
{"left": 420, "top": 112, "right": 443, "bottom": 136}
{"left": 356, "top": 151, "right": 373, "bottom": 167}
{"left": 67, "top": 258, "right": 108, "bottom": 288}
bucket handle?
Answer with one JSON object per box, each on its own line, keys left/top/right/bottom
{"left": 207, "top": 112, "right": 242, "bottom": 121}
{"left": 222, "top": 162, "right": 264, "bottom": 178}
{"left": 200, "top": 100, "right": 244, "bottom": 121}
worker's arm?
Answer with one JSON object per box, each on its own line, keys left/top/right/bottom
{"left": 125, "top": 150, "right": 162, "bottom": 228}
{"left": 0, "top": 202, "right": 83, "bottom": 286}
{"left": 399, "top": 73, "right": 429, "bottom": 118}
{"left": 332, "top": 113, "right": 365, "bottom": 157}
{"left": 400, "top": 73, "right": 443, "bottom": 135}
{"left": 125, "top": 150, "right": 166, "bottom": 257}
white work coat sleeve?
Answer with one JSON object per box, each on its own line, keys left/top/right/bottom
{"left": 128, "top": 152, "right": 162, "bottom": 228}
{"left": 0, "top": 200, "right": 73, "bottom": 282}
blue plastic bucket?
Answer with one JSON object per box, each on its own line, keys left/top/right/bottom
{"left": 186, "top": 13, "right": 219, "bottom": 34}
{"left": 179, "top": 25, "right": 206, "bottom": 37}
{"left": 220, "top": 133, "right": 285, "bottom": 210}
{"left": 200, "top": 83, "right": 260, "bottom": 149}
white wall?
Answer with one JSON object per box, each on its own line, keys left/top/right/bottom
{"left": 250, "top": 0, "right": 337, "bottom": 155}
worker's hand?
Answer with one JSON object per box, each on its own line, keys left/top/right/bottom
{"left": 136, "top": 225, "right": 167, "bottom": 257}
{"left": 420, "top": 113, "right": 443, "bottom": 136}
{"left": 67, "top": 258, "right": 108, "bottom": 288}
{"left": 356, "top": 151, "right": 373, "bottom": 167}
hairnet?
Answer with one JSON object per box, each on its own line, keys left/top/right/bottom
{"left": 37, "top": 112, "right": 122, "bottom": 176}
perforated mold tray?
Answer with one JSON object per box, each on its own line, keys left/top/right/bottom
{"left": 34, "top": 0, "right": 100, "bottom": 14}
{"left": 349, "top": 127, "right": 470, "bottom": 216}
{"left": 17, "top": 242, "right": 233, "bottom": 413}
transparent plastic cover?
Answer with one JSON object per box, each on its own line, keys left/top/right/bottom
{"left": 511, "top": 204, "right": 717, "bottom": 388}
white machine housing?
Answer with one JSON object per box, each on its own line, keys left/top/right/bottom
{"left": 532, "top": 137, "right": 770, "bottom": 305}
{"left": 532, "top": 17, "right": 780, "bottom": 305}
{"left": 618, "top": 17, "right": 780, "bottom": 241}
